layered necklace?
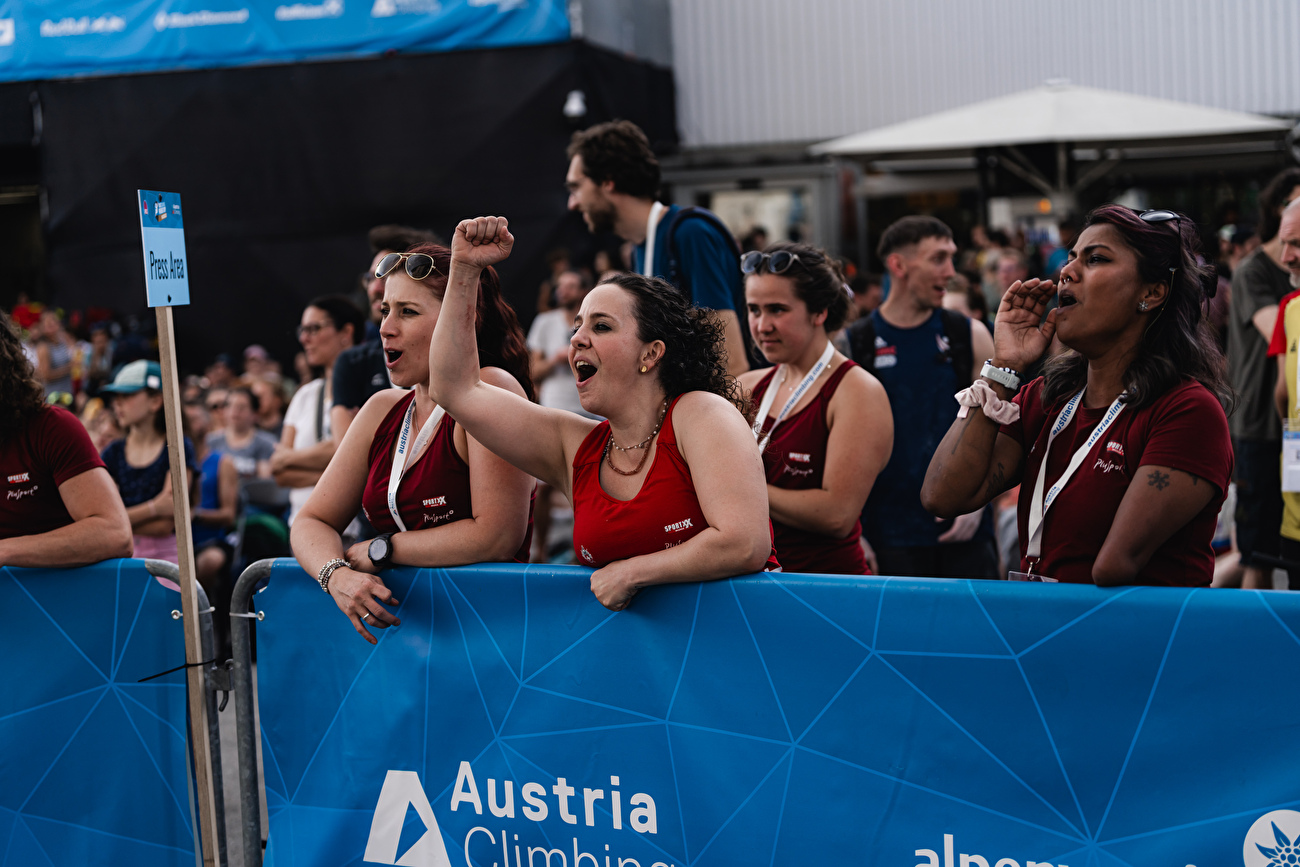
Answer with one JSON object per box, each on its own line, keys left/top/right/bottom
{"left": 604, "top": 398, "right": 669, "bottom": 477}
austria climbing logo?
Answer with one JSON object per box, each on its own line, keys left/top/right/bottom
{"left": 1244, "top": 810, "right": 1300, "bottom": 867}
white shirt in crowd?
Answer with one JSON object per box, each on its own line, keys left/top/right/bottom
{"left": 282, "top": 377, "right": 330, "bottom": 524}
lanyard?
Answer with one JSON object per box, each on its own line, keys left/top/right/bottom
{"left": 387, "top": 397, "right": 445, "bottom": 532}
{"left": 751, "top": 341, "right": 836, "bottom": 452}
{"left": 1025, "top": 388, "right": 1126, "bottom": 563}
{"left": 641, "top": 201, "right": 666, "bottom": 278}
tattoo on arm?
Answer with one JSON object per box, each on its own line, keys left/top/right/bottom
{"left": 983, "top": 461, "right": 1006, "bottom": 501}
{"left": 1147, "top": 470, "right": 1171, "bottom": 491}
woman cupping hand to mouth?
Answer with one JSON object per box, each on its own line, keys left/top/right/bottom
{"left": 291, "top": 241, "right": 538, "bottom": 644}
{"left": 922, "top": 205, "right": 1232, "bottom": 587}
{"left": 430, "top": 216, "right": 779, "bottom": 611}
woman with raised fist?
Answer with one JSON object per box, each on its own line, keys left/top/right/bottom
{"left": 429, "top": 216, "right": 778, "bottom": 611}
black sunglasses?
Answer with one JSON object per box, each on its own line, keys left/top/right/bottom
{"left": 375, "top": 252, "right": 440, "bottom": 282}
{"left": 741, "top": 250, "right": 803, "bottom": 276}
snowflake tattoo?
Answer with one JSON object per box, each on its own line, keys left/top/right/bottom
{"left": 1147, "top": 470, "right": 1171, "bottom": 491}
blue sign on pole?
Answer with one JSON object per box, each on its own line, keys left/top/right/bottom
{"left": 138, "top": 190, "right": 190, "bottom": 307}
{"left": 254, "top": 561, "right": 1300, "bottom": 867}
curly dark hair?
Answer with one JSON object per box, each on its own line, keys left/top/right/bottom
{"left": 1042, "top": 205, "right": 1234, "bottom": 413}
{"left": 751, "top": 242, "right": 852, "bottom": 332}
{"left": 403, "top": 242, "right": 536, "bottom": 402}
{"left": 566, "top": 120, "right": 660, "bottom": 200}
{"left": 598, "top": 272, "right": 751, "bottom": 419}
{"left": 0, "top": 310, "right": 46, "bottom": 442}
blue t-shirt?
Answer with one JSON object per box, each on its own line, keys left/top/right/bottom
{"left": 192, "top": 450, "right": 226, "bottom": 548}
{"left": 861, "top": 309, "right": 990, "bottom": 548}
{"left": 632, "top": 205, "right": 739, "bottom": 312}
{"left": 101, "top": 437, "right": 197, "bottom": 508}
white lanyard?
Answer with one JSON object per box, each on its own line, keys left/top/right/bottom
{"left": 387, "top": 398, "right": 445, "bottom": 532}
{"left": 752, "top": 341, "right": 836, "bottom": 452}
{"left": 1025, "top": 388, "right": 1126, "bottom": 563}
{"left": 641, "top": 201, "right": 666, "bottom": 278}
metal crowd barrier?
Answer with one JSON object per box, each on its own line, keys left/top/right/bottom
{"left": 228, "top": 558, "right": 275, "bottom": 867}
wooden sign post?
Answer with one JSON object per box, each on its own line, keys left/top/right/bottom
{"left": 139, "top": 190, "right": 219, "bottom": 867}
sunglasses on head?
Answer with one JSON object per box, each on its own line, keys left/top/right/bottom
{"left": 375, "top": 252, "right": 440, "bottom": 282}
{"left": 740, "top": 250, "right": 803, "bottom": 276}
{"left": 1138, "top": 209, "right": 1181, "bottom": 235}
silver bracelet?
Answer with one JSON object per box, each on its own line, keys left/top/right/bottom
{"left": 317, "top": 558, "right": 348, "bottom": 594}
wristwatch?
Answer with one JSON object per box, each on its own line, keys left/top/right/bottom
{"left": 368, "top": 533, "right": 396, "bottom": 570}
{"left": 979, "top": 359, "right": 1022, "bottom": 391}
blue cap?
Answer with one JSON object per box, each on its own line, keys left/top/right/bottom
{"left": 101, "top": 359, "right": 164, "bottom": 394}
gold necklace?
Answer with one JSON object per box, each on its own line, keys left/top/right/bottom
{"left": 605, "top": 399, "right": 669, "bottom": 476}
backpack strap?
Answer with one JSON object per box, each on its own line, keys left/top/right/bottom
{"left": 844, "top": 315, "right": 876, "bottom": 376}
{"left": 938, "top": 307, "right": 974, "bottom": 386}
{"left": 662, "top": 206, "right": 757, "bottom": 364}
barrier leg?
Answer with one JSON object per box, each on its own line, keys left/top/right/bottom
{"left": 145, "top": 559, "right": 229, "bottom": 867}
{"left": 230, "top": 559, "right": 275, "bottom": 867}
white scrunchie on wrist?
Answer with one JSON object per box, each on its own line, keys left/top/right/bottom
{"left": 955, "top": 378, "right": 1021, "bottom": 424}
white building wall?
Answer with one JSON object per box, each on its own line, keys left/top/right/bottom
{"left": 670, "top": 0, "right": 1300, "bottom": 149}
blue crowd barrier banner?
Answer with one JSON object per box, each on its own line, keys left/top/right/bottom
{"left": 0, "top": 559, "right": 194, "bottom": 867}
{"left": 0, "top": 0, "right": 569, "bottom": 83}
{"left": 256, "top": 560, "right": 1300, "bottom": 867}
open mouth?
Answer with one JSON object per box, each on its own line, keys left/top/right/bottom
{"left": 385, "top": 348, "right": 403, "bottom": 365}
{"left": 574, "top": 360, "right": 597, "bottom": 383}
{"left": 1058, "top": 289, "right": 1078, "bottom": 309}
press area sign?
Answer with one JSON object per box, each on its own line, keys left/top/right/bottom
{"left": 138, "top": 189, "right": 190, "bottom": 307}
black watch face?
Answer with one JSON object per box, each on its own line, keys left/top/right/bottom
{"left": 369, "top": 537, "right": 389, "bottom": 563}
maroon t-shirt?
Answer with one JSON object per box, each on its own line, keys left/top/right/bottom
{"left": 753, "top": 360, "right": 869, "bottom": 575}
{"left": 1, "top": 406, "right": 106, "bottom": 539}
{"left": 999, "top": 377, "right": 1232, "bottom": 586}
{"left": 361, "top": 393, "right": 532, "bottom": 562}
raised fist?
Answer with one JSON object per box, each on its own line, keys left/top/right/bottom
{"left": 452, "top": 216, "right": 514, "bottom": 269}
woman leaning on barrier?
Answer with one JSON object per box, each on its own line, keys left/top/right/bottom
{"left": 736, "top": 243, "right": 892, "bottom": 574}
{"left": 428, "top": 216, "right": 778, "bottom": 612}
{"left": 0, "top": 310, "right": 132, "bottom": 567}
{"left": 291, "top": 242, "right": 537, "bottom": 644}
{"left": 922, "top": 205, "right": 1233, "bottom": 587}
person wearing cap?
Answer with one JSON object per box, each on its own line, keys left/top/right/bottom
{"left": 0, "top": 310, "right": 132, "bottom": 567}
{"left": 100, "top": 359, "right": 197, "bottom": 565}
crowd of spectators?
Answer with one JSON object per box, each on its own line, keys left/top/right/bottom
{"left": 4, "top": 129, "right": 1298, "bottom": 603}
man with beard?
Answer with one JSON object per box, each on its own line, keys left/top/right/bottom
{"left": 1265, "top": 197, "right": 1300, "bottom": 588}
{"left": 565, "top": 120, "right": 749, "bottom": 375}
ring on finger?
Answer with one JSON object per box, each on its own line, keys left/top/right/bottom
{"left": 360, "top": 611, "right": 370, "bottom": 622}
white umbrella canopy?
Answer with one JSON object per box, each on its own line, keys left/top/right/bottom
{"left": 811, "top": 82, "right": 1291, "bottom": 157}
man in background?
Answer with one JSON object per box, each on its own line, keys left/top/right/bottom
{"left": 565, "top": 120, "right": 750, "bottom": 375}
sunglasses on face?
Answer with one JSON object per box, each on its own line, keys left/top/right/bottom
{"left": 375, "top": 252, "right": 440, "bottom": 282}
{"left": 740, "top": 250, "right": 804, "bottom": 275}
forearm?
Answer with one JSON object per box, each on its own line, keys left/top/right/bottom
{"left": 290, "top": 514, "right": 349, "bottom": 579}
{"left": 622, "top": 525, "right": 769, "bottom": 588}
{"left": 390, "top": 516, "right": 528, "bottom": 567}
{"left": 272, "top": 439, "right": 337, "bottom": 474}
{"left": 0, "top": 517, "right": 134, "bottom": 568}
{"left": 767, "top": 485, "right": 861, "bottom": 538}
{"left": 126, "top": 494, "right": 174, "bottom": 529}
{"left": 922, "top": 407, "right": 1004, "bottom": 517}
{"left": 273, "top": 467, "right": 324, "bottom": 489}
{"left": 193, "top": 506, "right": 236, "bottom": 527}
{"left": 428, "top": 262, "right": 486, "bottom": 410}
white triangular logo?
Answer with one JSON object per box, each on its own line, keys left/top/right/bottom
{"left": 363, "top": 771, "right": 453, "bottom": 866}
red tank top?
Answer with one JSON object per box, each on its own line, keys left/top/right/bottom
{"left": 361, "top": 392, "right": 532, "bottom": 562}
{"left": 571, "top": 394, "right": 780, "bottom": 570}
{"left": 753, "top": 360, "right": 869, "bottom": 575}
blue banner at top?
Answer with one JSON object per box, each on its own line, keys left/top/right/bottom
{"left": 0, "top": 0, "right": 570, "bottom": 82}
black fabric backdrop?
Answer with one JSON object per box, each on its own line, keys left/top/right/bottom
{"left": 5, "top": 41, "right": 674, "bottom": 370}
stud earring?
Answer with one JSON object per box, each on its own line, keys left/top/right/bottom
{"left": 639, "top": 365, "right": 648, "bottom": 373}
{"left": 1138, "top": 301, "right": 1149, "bottom": 312}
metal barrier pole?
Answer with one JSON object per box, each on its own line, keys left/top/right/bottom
{"left": 144, "top": 559, "right": 229, "bottom": 867}
{"left": 229, "top": 559, "right": 275, "bottom": 867}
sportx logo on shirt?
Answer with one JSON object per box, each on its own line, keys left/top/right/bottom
{"left": 664, "top": 519, "right": 693, "bottom": 533}
{"left": 7, "top": 473, "right": 30, "bottom": 484}
{"left": 422, "top": 496, "right": 446, "bottom": 508}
